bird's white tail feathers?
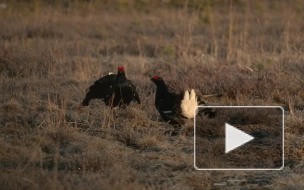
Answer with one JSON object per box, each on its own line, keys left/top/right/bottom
{"left": 180, "top": 89, "right": 198, "bottom": 118}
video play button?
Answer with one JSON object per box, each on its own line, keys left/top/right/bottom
{"left": 194, "top": 106, "right": 284, "bottom": 170}
{"left": 225, "top": 123, "right": 254, "bottom": 154}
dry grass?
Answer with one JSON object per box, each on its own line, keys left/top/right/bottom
{"left": 1, "top": 0, "right": 304, "bottom": 189}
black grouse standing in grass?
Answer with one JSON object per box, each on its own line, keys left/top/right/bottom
{"left": 150, "top": 75, "right": 216, "bottom": 125}
{"left": 82, "top": 67, "right": 140, "bottom": 108}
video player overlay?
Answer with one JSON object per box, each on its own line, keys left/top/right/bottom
{"left": 194, "top": 106, "right": 283, "bottom": 170}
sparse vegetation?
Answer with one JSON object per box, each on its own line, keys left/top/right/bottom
{"left": 1, "top": 0, "right": 304, "bottom": 189}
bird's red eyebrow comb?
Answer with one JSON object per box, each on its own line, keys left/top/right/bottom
{"left": 118, "top": 67, "right": 125, "bottom": 71}
{"left": 153, "top": 75, "right": 159, "bottom": 79}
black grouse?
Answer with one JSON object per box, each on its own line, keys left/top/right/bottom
{"left": 82, "top": 67, "right": 140, "bottom": 108}
{"left": 150, "top": 75, "right": 216, "bottom": 125}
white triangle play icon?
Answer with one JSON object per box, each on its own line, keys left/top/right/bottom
{"left": 225, "top": 123, "right": 254, "bottom": 154}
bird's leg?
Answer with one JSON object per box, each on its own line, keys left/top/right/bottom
{"left": 112, "top": 107, "right": 118, "bottom": 118}
{"left": 119, "top": 87, "right": 125, "bottom": 106}
{"left": 109, "top": 92, "right": 115, "bottom": 108}
{"left": 106, "top": 93, "right": 119, "bottom": 122}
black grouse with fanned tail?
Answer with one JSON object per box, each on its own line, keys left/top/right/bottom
{"left": 150, "top": 75, "right": 216, "bottom": 125}
{"left": 82, "top": 67, "right": 140, "bottom": 108}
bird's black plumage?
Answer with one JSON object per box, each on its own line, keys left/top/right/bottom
{"left": 82, "top": 73, "right": 116, "bottom": 106}
{"left": 150, "top": 76, "right": 215, "bottom": 125}
{"left": 82, "top": 67, "right": 140, "bottom": 108}
{"left": 108, "top": 67, "right": 141, "bottom": 108}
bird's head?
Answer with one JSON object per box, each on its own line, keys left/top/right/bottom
{"left": 150, "top": 75, "right": 165, "bottom": 85}
{"left": 117, "top": 67, "right": 125, "bottom": 76}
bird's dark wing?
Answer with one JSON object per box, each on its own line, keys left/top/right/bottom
{"left": 107, "top": 76, "right": 141, "bottom": 108}
{"left": 172, "top": 92, "right": 185, "bottom": 116}
{"left": 197, "top": 96, "right": 207, "bottom": 105}
{"left": 157, "top": 106, "right": 185, "bottom": 125}
{"left": 92, "top": 74, "right": 117, "bottom": 89}
{"left": 197, "top": 108, "right": 217, "bottom": 118}
{"left": 196, "top": 95, "right": 217, "bottom": 118}
{"left": 82, "top": 74, "right": 117, "bottom": 106}
{"left": 157, "top": 92, "right": 176, "bottom": 113}
{"left": 127, "top": 80, "right": 141, "bottom": 104}
{"left": 156, "top": 92, "right": 185, "bottom": 125}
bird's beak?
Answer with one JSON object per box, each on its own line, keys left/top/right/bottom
{"left": 150, "top": 78, "right": 154, "bottom": 81}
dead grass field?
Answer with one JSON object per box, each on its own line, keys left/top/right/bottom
{"left": 1, "top": 0, "right": 304, "bottom": 189}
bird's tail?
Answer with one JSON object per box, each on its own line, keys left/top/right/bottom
{"left": 197, "top": 107, "right": 217, "bottom": 119}
{"left": 180, "top": 89, "right": 198, "bottom": 119}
